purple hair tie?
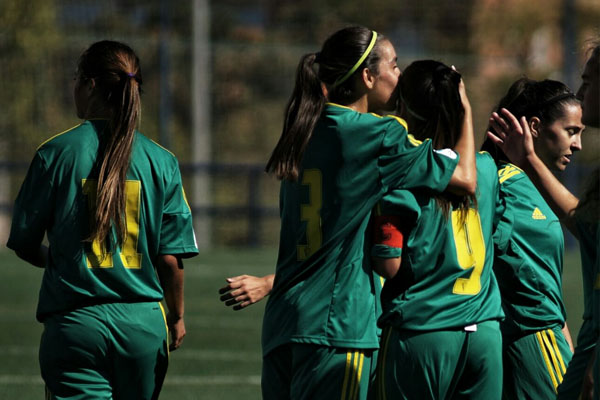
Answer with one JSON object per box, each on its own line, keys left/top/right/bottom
{"left": 127, "top": 72, "right": 135, "bottom": 77}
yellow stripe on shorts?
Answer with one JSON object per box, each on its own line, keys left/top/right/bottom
{"left": 377, "top": 326, "right": 392, "bottom": 400}
{"left": 541, "top": 330, "right": 563, "bottom": 382}
{"left": 548, "top": 329, "right": 567, "bottom": 374}
{"left": 341, "top": 350, "right": 365, "bottom": 400}
{"left": 536, "top": 329, "right": 567, "bottom": 392}
{"left": 158, "top": 302, "right": 170, "bottom": 357}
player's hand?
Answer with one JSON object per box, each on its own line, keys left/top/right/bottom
{"left": 167, "top": 314, "right": 186, "bottom": 351}
{"left": 219, "top": 274, "right": 274, "bottom": 311}
{"left": 452, "top": 66, "right": 471, "bottom": 114}
{"left": 486, "top": 108, "right": 536, "bottom": 168}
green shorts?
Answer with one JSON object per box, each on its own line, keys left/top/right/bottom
{"left": 376, "top": 320, "right": 502, "bottom": 400}
{"left": 40, "top": 302, "right": 169, "bottom": 400}
{"left": 557, "top": 319, "right": 597, "bottom": 400}
{"left": 262, "top": 343, "right": 375, "bottom": 400}
{"left": 502, "top": 325, "right": 572, "bottom": 399}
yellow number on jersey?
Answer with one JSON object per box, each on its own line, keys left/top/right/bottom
{"left": 297, "top": 169, "right": 322, "bottom": 260}
{"left": 82, "top": 179, "right": 143, "bottom": 269}
{"left": 451, "top": 208, "right": 486, "bottom": 295}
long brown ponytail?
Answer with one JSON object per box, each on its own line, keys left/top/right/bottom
{"left": 78, "top": 40, "right": 142, "bottom": 249}
{"left": 265, "top": 26, "right": 385, "bottom": 181}
{"left": 265, "top": 53, "right": 323, "bottom": 181}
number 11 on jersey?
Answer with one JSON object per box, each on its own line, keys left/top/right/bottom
{"left": 82, "top": 179, "right": 143, "bottom": 269}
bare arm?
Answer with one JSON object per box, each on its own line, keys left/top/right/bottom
{"left": 219, "top": 274, "right": 275, "bottom": 311}
{"left": 156, "top": 254, "right": 185, "bottom": 351}
{"left": 371, "top": 257, "right": 401, "bottom": 280}
{"left": 447, "top": 78, "right": 477, "bottom": 196}
{"left": 487, "top": 109, "right": 579, "bottom": 235}
{"left": 562, "top": 322, "right": 575, "bottom": 353}
{"left": 15, "top": 244, "right": 48, "bottom": 268}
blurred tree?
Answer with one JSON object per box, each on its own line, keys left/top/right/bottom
{"left": 0, "top": 0, "right": 64, "bottom": 162}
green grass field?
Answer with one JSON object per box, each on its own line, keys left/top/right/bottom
{"left": 0, "top": 247, "right": 585, "bottom": 399}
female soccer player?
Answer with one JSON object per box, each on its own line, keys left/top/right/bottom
{"left": 7, "top": 40, "right": 198, "bottom": 399}
{"left": 371, "top": 60, "right": 504, "bottom": 399}
{"left": 482, "top": 78, "right": 583, "bottom": 398}
{"left": 260, "top": 26, "right": 477, "bottom": 400}
{"left": 488, "top": 44, "right": 599, "bottom": 400}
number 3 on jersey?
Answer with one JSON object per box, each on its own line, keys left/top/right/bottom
{"left": 82, "top": 179, "right": 143, "bottom": 269}
{"left": 297, "top": 169, "right": 322, "bottom": 261}
{"left": 451, "top": 208, "right": 485, "bottom": 295}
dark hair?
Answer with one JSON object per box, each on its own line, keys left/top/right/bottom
{"left": 481, "top": 78, "right": 579, "bottom": 163}
{"left": 586, "top": 44, "right": 600, "bottom": 69}
{"left": 78, "top": 40, "right": 142, "bottom": 250}
{"left": 265, "top": 26, "right": 386, "bottom": 181}
{"left": 399, "top": 60, "right": 474, "bottom": 220}
{"left": 575, "top": 43, "right": 599, "bottom": 221}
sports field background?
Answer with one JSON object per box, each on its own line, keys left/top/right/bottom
{"left": 0, "top": 247, "right": 585, "bottom": 399}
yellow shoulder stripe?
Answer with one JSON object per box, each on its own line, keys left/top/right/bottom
{"left": 150, "top": 138, "right": 176, "bottom": 157}
{"left": 325, "top": 102, "right": 353, "bottom": 110}
{"left": 379, "top": 115, "right": 422, "bottom": 146}
{"left": 498, "top": 164, "right": 522, "bottom": 184}
{"left": 37, "top": 123, "right": 83, "bottom": 150}
{"left": 406, "top": 133, "right": 422, "bottom": 147}
{"left": 384, "top": 114, "right": 409, "bottom": 131}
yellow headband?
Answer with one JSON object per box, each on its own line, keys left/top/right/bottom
{"left": 332, "top": 31, "right": 378, "bottom": 88}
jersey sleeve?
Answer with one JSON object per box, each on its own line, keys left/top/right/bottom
{"left": 158, "top": 164, "right": 199, "bottom": 258}
{"left": 492, "top": 163, "right": 518, "bottom": 254}
{"left": 378, "top": 117, "right": 459, "bottom": 192}
{"left": 371, "top": 190, "right": 420, "bottom": 259}
{"left": 7, "top": 152, "right": 54, "bottom": 253}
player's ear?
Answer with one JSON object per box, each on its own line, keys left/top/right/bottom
{"left": 87, "top": 78, "right": 96, "bottom": 92}
{"left": 320, "top": 82, "right": 329, "bottom": 99}
{"left": 529, "top": 117, "right": 541, "bottom": 139}
{"left": 362, "top": 67, "right": 376, "bottom": 90}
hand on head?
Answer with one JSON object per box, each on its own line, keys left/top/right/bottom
{"left": 487, "top": 108, "right": 536, "bottom": 167}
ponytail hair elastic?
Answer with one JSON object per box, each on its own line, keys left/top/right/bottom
{"left": 122, "top": 70, "right": 142, "bottom": 85}
{"left": 332, "top": 31, "right": 378, "bottom": 88}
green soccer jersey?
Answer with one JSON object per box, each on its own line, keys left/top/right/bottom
{"left": 375, "top": 152, "right": 504, "bottom": 331}
{"left": 7, "top": 120, "right": 198, "bottom": 321}
{"left": 492, "top": 162, "right": 567, "bottom": 336}
{"left": 261, "top": 103, "right": 459, "bottom": 356}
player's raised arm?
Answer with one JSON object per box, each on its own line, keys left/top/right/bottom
{"left": 446, "top": 76, "right": 476, "bottom": 196}
{"left": 488, "top": 108, "right": 580, "bottom": 235}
